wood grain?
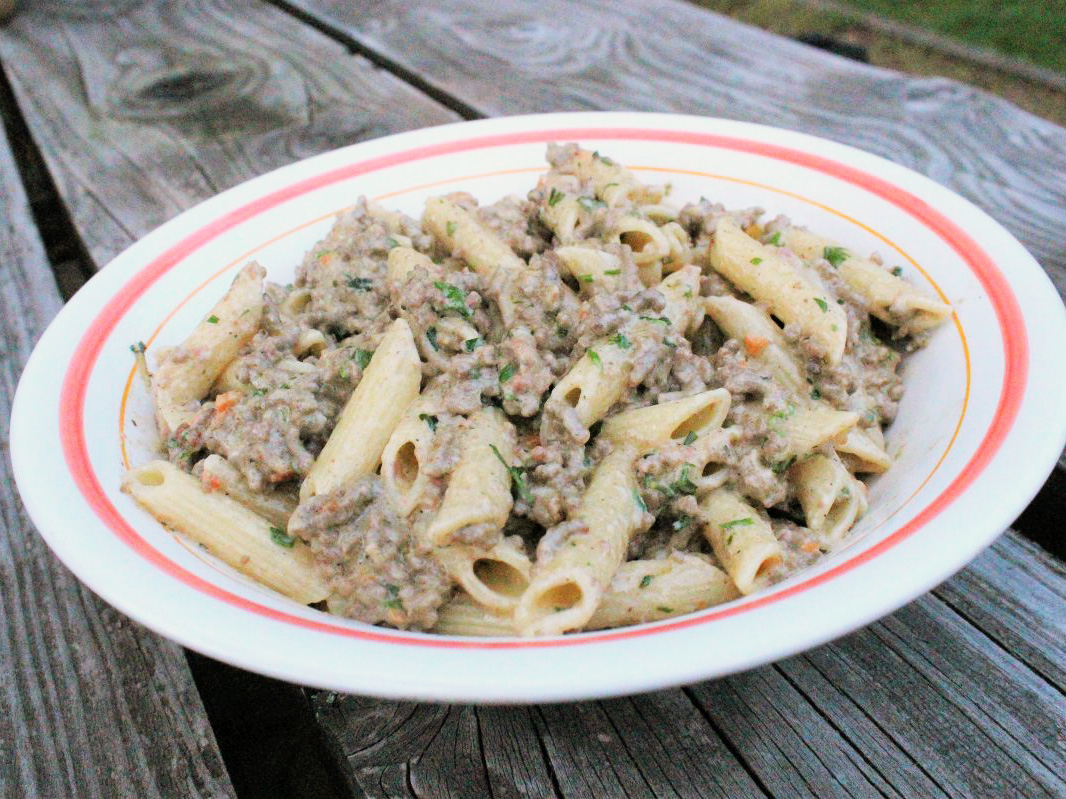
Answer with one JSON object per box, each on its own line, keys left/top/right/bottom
{"left": 0, "top": 0, "right": 459, "bottom": 265}
{"left": 284, "top": 0, "right": 1066, "bottom": 298}
{"left": 0, "top": 117, "right": 233, "bottom": 798}
{"left": 4, "top": 2, "right": 1066, "bottom": 798}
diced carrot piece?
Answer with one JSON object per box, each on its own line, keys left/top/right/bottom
{"left": 744, "top": 335, "right": 769, "bottom": 357}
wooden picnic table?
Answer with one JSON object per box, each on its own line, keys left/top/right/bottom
{"left": 1, "top": 1, "right": 1064, "bottom": 796}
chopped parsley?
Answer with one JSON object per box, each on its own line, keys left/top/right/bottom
{"left": 892, "top": 266, "right": 903, "bottom": 277}
{"left": 823, "top": 246, "right": 849, "bottom": 267}
{"left": 750, "top": 257, "right": 763, "bottom": 265}
{"left": 639, "top": 575, "right": 653, "bottom": 589}
{"left": 656, "top": 606, "right": 673, "bottom": 614}
{"left": 633, "top": 490, "right": 648, "bottom": 512}
{"left": 464, "top": 336, "right": 483, "bottom": 352}
{"left": 129, "top": 341, "right": 146, "bottom": 354}
{"left": 489, "top": 443, "right": 533, "bottom": 503}
{"left": 721, "top": 517, "right": 754, "bottom": 530}
{"left": 814, "top": 297, "right": 829, "bottom": 313}
{"left": 434, "top": 280, "right": 473, "bottom": 319}
{"left": 346, "top": 275, "right": 373, "bottom": 291}
{"left": 556, "top": 325, "right": 570, "bottom": 338}
{"left": 269, "top": 526, "right": 296, "bottom": 548}
{"left": 548, "top": 187, "right": 564, "bottom": 207}
{"left": 383, "top": 583, "right": 404, "bottom": 611}
{"left": 767, "top": 231, "right": 782, "bottom": 246}
{"left": 498, "top": 362, "right": 515, "bottom": 383}
{"left": 252, "top": 388, "right": 267, "bottom": 397}
{"left": 446, "top": 220, "right": 457, "bottom": 237}
{"left": 385, "top": 236, "right": 399, "bottom": 249}
{"left": 672, "top": 515, "right": 691, "bottom": 531}
{"left": 771, "top": 455, "right": 797, "bottom": 475}
{"left": 603, "top": 268, "right": 621, "bottom": 276}
{"left": 352, "top": 349, "right": 373, "bottom": 369}
{"left": 419, "top": 413, "right": 438, "bottom": 432}
{"left": 669, "top": 464, "right": 699, "bottom": 496}
{"left": 683, "top": 431, "right": 698, "bottom": 445}
{"left": 426, "top": 327, "right": 439, "bottom": 351}
{"left": 579, "top": 274, "right": 594, "bottom": 283}
{"left": 578, "top": 196, "right": 606, "bottom": 212}
{"left": 592, "top": 150, "right": 614, "bottom": 165}
{"left": 810, "top": 387, "right": 821, "bottom": 400}
{"left": 587, "top": 349, "right": 602, "bottom": 368}
{"left": 611, "top": 332, "right": 632, "bottom": 349}
{"left": 639, "top": 315, "right": 671, "bottom": 325}
{"left": 206, "top": 315, "right": 219, "bottom": 324}
{"left": 338, "top": 364, "right": 349, "bottom": 380}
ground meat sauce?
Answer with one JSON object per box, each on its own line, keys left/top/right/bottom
{"left": 155, "top": 146, "right": 943, "bottom": 632}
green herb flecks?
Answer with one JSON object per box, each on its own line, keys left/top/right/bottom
{"left": 683, "top": 431, "right": 697, "bottom": 445}
{"left": 750, "top": 257, "right": 763, "bottom": 265}
{"left": 611, "top": 332, "right": 631, "bottom": 349}
{"left": 771, "top": 455, "right": 797, "bottom": 475}
{"left": 814, "top": 297, "right": 829, "bottom": 313}
{"left": 823, "top": 246, "right": 849, "bottom": 268}
{"left": 446, "top": 220, "right": 457, "bottom": 237}
{"left": 383, "top": 583, "right": 404, "bottom": 611}
{"left": 464, "top": 337, "right": 483, "bottom": 352}
{"left": 633, "top": 490, "right": 648, "bottom": 513}
{"left": 346, "top": 275, "right": 373, "bottom": 291}
{"left": 669, "top": 464, "right": 699, "bottom": 496}
{"left": 548, "top": 187, "right": 564, "bottom": 207}
{"left": 587, "top": 349, "right": 602, "bottom": 369}
{"left": 767, "top": 231, "right": 782, "bottom": 246}
{"left": 269, "top": 526, "right": 296, "bottom": 548}
{"left": 639, "top": 315, "right": 671, "bottom": 326}
{"left": 498, "top": 362, "right": 515, "bottom": 383}
{"left": 206, "top": 315, "right": 219, "bottom": 324}
{"left": 489, "top": 444, "right": 533, "bottom": 503}
{"left": 419, "top": 413, "right": 438, "bottom": 432}
{"left": 603, "top": 268, "right": 621, "bottom": 276}
{"left": 578, "top": 196, "right": 606, "bottom": 212}
{"left": 426, "top": 327, "right": 439, "bottom": 351}
{"left": 579, "top": 274, "right": 594, "bottom": 284}
{"left": 434, "top": 280, "right": 473, "bottom": 320}
{"left": 352, "top": 349, "right": 373, "bottom": 369}
{"left": 892, "top": 266, "right": 903, "bottom": 277}
{"left": 721, "top": 517, "right": 754, "bottom": 530}
{"left": 129, "top": 341, "right": 146, "bottom": 354}
{"left": 592, "top": 151, "right": 614, "bottom": 165}
{"left": 639, "top": 575, "right": 653, "bottom": 589}
{"left": 385, "top": 237, "right": 399, "bottom": 249}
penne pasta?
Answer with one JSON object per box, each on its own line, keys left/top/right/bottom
{"left": 435, "top": 536, "right": 531, "bottom": 614}
{"left": 585, "top": 552, "right": 739, "bottom": 630}
{"left": 199, "top": 454, "right": 297, "bottom": 529}
{"left": 515, "top": 445, "right": 647, "bottom": 635}
{"left": 300, "top": 318, "right": 421, "bottom": 499}
{"left": 709, "top": 217, "right": 847, "bottom": 364}
{"left": 152, "top": 262, "right": 265, "bottom": 433}
{"left": 380, "top": 393, "right": 443, "bottom": 517}
{"left": 699, "top": 488, "right": 782, "bottom": 595}
{"left": 425, "top": 407, "right": 515, "bottom": 546}
{"left": 793, "top": 453, "right": 868, "bottom": 544}
{"left": 123, "top": 461, "right": 327, "bottom": 604}
{"left": 601, "top": 389, "right": 731, "bottom": 451}
{"left": 782, "top": 227, "right": 951, "bottom": 333}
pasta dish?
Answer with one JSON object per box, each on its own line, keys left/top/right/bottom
{"left": 123, "top": 144, "right": 950, "bottom": 636}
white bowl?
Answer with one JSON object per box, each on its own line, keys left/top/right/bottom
{"left": 12, "top": 112, "right": 1066, "bottom": 702}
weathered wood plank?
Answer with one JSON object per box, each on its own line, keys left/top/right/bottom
{"left": 0, "top": 0, "right": 459, "bottom": 266}
{"left": 283, "top": 0, "right": 1066, "bottom": 297}
{"left": 797, "top": 597, "right": 1066, "bottom": 797}
{"left": 475, "top": 707, "right": 559, "bottom": 799}
{"left": 935, "top": 533, "right": 1066, "bottom": 693}
{"left": 688, "top": 667, "right": 918, "bottom": 798}
{"left": 0, "top": 114, "right": 234, "bottom": 799}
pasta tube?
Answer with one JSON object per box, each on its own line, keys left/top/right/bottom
{"left": 123, "top": 461, "right": 327, "bottom": 604}
{"left": 699, "top": 488, "right": 782, "bottom": 594}
{"left": 425, "top": 407, "right": 515, "bottom": 546}
{"left": 300, "top": 318, "right": 421, "bottom": 499}
{"left": 782, "top": 227, "right": 951, "bottom": 332}
{"left": 380, "top": 393, "right": 443, "bottom": 517}
{"left": 199, "top": 454, "right": 296, "bottom": 529}
{"left": 704, "top": 295, "right": 805, "bottom": 393}
{"left": 793, "top": 453, "right": 868, "bottom": 544}
{"left": 435, "top": 537, "right": 531, "bottom": 614}
{"left": 601, "top": 389, "right": 730, "bottom": 450}
{"left": 585, "top": 553, "right": 739, "bottom": 629}
{"left": 515, "top": 445, "right": 647, "bottom": 635}
{"left": 152, "top": 262, "right": 264, "bottom": 433}
{"left": 709, "top": 217, "right": 846, "bottom": 363}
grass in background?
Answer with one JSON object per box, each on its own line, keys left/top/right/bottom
{"left": 841, "top": 0, "right": 1066, "bottom": 75}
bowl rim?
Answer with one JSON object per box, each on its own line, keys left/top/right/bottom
{"left": 12, "top": 111, "right": 1066, "bottom": 701}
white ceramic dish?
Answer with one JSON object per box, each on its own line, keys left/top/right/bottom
{"left": 12, "top": 112, "right": 1066, "bottom": 702}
